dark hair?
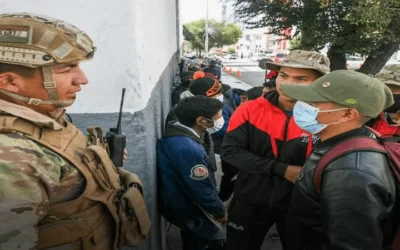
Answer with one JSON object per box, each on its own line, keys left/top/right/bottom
{"left": 263, "top": 79, "right": 276, "bottom": 89}
{"left": 175, "top": 96, "right": 223, "bottom": 127}
{"left": 0, "top": 63, "right": 37, "bottom": 78}
{"left": 180, "top": 71, "right": 195, "bottom": 87}
{"left": 242, "top": 87, "right": 264, "bottom": 100}
{"left": 188, "top": 65, "right": 200, "bottom": 71}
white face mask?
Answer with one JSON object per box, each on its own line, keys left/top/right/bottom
{"left": 203, "top": 116, "right": 225, "bottom": 134}
{"left": 215, "top": 95, "right": 224, "bottom": 103}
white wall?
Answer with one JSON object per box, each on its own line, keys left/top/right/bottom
{"left": 1, "top": 0, "right": 178, "bottom": 114}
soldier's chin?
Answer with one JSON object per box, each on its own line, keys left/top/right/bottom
{"left": 56, "top": 98, "right": 76, "bottom": 108}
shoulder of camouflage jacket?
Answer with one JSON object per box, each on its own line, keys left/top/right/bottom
{"left": 0, "top": 132, "right": 64, "bottom": 249}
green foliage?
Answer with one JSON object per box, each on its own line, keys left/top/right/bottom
{"left": 289, "top": 35, "right": 301, "bottom": 50}
{"left": 183, "top": 19, "right": 206, "bottom": 52}
{"left": 228, "top": 48, "right": 236, "bottom": 54}
{"left": 183, "top": 19, "right": 242, "bottom": 52}
{"left": 234, "top": 0, "right": 400, "bottom": 58}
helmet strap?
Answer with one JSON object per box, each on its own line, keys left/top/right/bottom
{"left": 0, "top": 66, "right": 74, "bottom": 107}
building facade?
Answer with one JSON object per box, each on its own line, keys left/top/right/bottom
{"left": 235, "top": 27, "right": 290, "bottom": 58}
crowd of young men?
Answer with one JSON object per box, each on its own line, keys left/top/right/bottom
{"left": 158, "top": 50, "right": 400, "bottom": 250}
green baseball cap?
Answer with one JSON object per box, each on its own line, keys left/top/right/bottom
{"left": 375, "top": 64, "right": 400, "bottom": 86}
{"left": 280, "top": 70, "right": 394, "bottom": 118}
{"left": 266, "top": 50, "right": 331, "bottom": 75}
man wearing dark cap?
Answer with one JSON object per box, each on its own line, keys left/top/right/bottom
{"left": 281, "top": 70, "right": 396, "bottom": 250}
{"left": 171, "top": 71, "right": 195, "bottom": 106}
{"left": 204, "top": 59, "right": 222, "bottom": 80}
{"left": 221, "top": 50, "right": 330, "bottom": 250}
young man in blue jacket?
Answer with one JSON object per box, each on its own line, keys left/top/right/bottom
{"left": 157, "top": 96, "right": 227, "bottom": 250}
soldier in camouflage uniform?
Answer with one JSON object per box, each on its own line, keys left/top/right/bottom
{"left": 0, "top": 13, "right": 150, "bottom": 249}
{"left": 372, "top": 64, "right": 400, "bottom": 135}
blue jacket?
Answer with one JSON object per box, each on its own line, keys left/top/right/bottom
{"left": 157, "top": 122, "right": 225, "bottom": 220}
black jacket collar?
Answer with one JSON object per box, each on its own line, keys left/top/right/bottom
{"left": 316, "top": 126, "right": 373, "bottom": 149}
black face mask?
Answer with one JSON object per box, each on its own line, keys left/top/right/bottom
{"left": 385, "top": 94, "right": 400, "bottom": 113}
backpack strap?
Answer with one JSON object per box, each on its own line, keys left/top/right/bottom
{"left": 314, "top": 137, "right": 386, "bottom": 193}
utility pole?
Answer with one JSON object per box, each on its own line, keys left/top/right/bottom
{"left": 205, "top": 0, "right": 209, "bottom": 54}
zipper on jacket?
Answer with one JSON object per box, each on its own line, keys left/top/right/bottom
{"left": 283, "top": 113, "right": 291, "bottom": 141}
{"left": 276, "top": 113, "right": 291, "bottom": 160}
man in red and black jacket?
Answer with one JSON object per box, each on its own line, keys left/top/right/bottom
{"left": 221, "top": 50, "right": 331, "bottom": 250}
{"left": 371, "top": 65, "right": 400, "bottom": 135}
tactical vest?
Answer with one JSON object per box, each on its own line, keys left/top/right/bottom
{"left": 0, "top": 114, "right": 151, "bottom": 250}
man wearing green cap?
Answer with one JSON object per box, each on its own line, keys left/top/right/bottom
{"left": 221, "top": 50, "right": 330, "bottom": 250}
{"left": 372, "top": 64, "right": 400, "bottom": 135}
{"left": 280, "top": 70, "right": 396, "bottom": 250}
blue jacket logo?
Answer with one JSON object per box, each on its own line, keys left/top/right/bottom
{"left": 190, "top": 165, "right": 209, "bottom": 180}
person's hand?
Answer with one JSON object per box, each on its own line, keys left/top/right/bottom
{"left": 215, "top": 214, "right": 228, "bottom": 224}
{"left": 123, "top": 149, "right": 128, "bottom": 161}
{"left": 284, "top": 165, "right": 302, "bottom": 183}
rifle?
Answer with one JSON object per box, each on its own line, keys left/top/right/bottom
{"left": 106, "top": 88, "right": 127, "bottom": 167}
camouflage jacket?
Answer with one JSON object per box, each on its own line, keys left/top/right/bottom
{"left": 0, "top": 100, "right": 85, "bottom": 249}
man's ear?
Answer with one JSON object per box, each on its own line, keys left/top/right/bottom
{"left": 195, "top": 116, "right": 205, "bottom": 126}
{"left": 0, "top": 72, "right": 21, "bottom": 93}
{"left": 339, "top": 108, "right": 360, "bottom": 123}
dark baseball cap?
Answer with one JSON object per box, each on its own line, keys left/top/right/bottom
{"left": 189, "top": 76, "right": 223, "bottom": 97}
{"left": 280, "top": 70, "right": 394, "bottom": 118}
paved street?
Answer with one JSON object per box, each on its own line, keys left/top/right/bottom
{"left": 222, "top": 59, "right": 267, "bottom": 87}
{"left": 166, "top": 72, "right": 283, "bottom": 250}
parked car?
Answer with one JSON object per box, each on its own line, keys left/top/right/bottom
{"left": 228, "top": 53, "right": 238, "bottom": 60}
{"left": 272, "top": 53, "right": 288, "bottom": 63}
{"left": 251, "top": 52, "right": 273, "bottom": 62}
{"left": 346, "top": 54, "right": 365, "bottom": 69}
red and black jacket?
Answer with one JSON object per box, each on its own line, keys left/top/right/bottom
{"left": 221, "top": 91, "right": 315, "bottom": 209}
{"left": 372, "top": 113, "right": 400, "bottom": 136}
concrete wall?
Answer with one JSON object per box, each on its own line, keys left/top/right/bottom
{"left": 2, "top": 1, "right": 180, "bottom": 249}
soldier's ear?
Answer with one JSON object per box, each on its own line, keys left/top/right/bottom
{"left": 0, "top": 72, "right": 20, "bottom": 93}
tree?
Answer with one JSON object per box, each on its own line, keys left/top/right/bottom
{"left": 228, "top": 48, "right": 236, "bottom": 54}
{"left": 183, "top": 19, "right": 242, "bottom": 56}
{"left": 234, "top": 0, "right": 400, "bottom": 74}
{"left": 289, "top": 35, "right": 301, "bottom": 51}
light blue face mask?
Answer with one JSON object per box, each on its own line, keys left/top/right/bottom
{"left": 293, "top": 101, "right": 347, "bottom": 134}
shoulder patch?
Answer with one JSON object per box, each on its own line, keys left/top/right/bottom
{"left": 190, "top": 165, "right": 209, "bottom": 180}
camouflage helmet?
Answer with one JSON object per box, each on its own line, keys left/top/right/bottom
{"left": 0, "top": 13, "right": 95, "bottom": 107}
{"left": 376, "top": 64, "right": 400, "bottom": 86}
{"left": 0, "top": 13, "right": 95, "bottom": 68}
